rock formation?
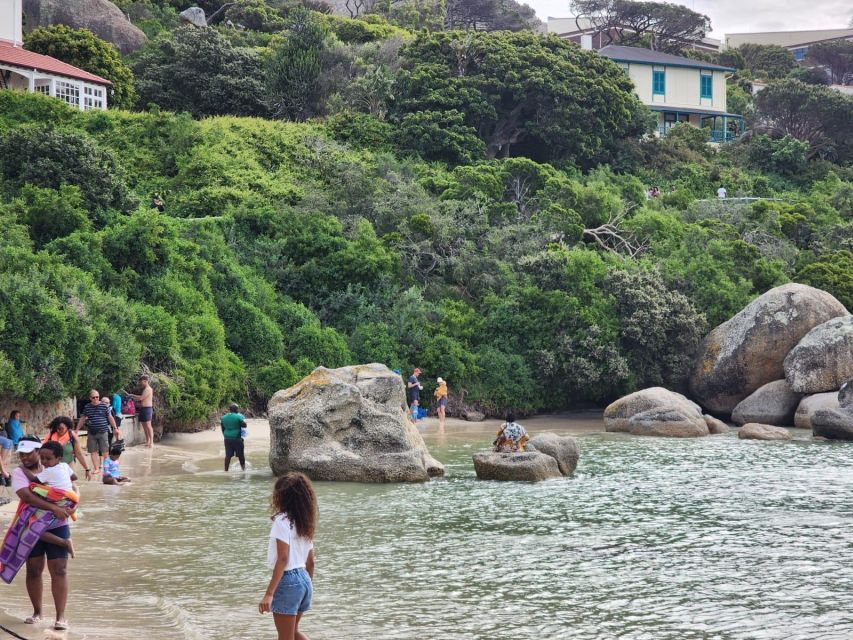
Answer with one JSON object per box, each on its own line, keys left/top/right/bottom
{"left": 603, "top": 387, "right": 702, "bottom": 432}
{"left": 23, "top": 0, "right": 147, "bottom": 54}
{"left": 472, "top": 452, "right": 562, "bottom": 481}
{"left": 268, "top": 364, "right": 444, "bottom": 482}
{"left": 703, "top": 415, "right": 730, "bottom": 434}
{"left": 794, "top": 392, "right": 840, "bottom": 429}
{"left": 811, "top": 408, "right": 853, "bottom": 440}
{"left": 179, "top": 7, "right": 208, "bottom": 28}
{"left": 525, "top": 433, "right": 580, "bottom": 475}
{"left": 627, "top": 407, "right": 709, "bottom": 437}
{"left": 784, "top": 316, "right": 853, "bottom": 394}
{"left": 731, "top": 380, "right": 802, "bottom": 426}
{"left": 689, "top": 284, "right": 847, "bottom": 414}
{"left": 737, "top": 423, "right": 793, "bottom": 441}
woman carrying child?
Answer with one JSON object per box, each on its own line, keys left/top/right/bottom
{"left": 259, "top": 472, "right": 317, "bottom": 640}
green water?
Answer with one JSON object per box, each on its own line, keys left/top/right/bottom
{"left": 1, "top": 422, "right": 851, "bottom": 640}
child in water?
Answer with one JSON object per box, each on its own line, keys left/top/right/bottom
{"left": 102, "top": 445, "right": 131, "bottom": 485}
{"left": 20, "top": 441, "right": 77, "bottom": 558}
{"left": 259, "top": 472, "right": 317, "bottom": 640}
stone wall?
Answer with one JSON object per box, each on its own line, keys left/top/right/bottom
{"left": 0, "top": 395, "right": 76, "bottom": 437}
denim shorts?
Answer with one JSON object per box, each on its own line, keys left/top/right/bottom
{"left": 271, "top": 568, "right": 312, "bottom": 615}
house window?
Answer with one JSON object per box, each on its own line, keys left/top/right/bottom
{"left": 34, "top": 84, "right": 50, "bottom": 95}
{"left": 700, "top": 72, "right": 713, "bottom": 99}
{"left": 55, "top": 81, "right": 79, "bottom": 108}
{"left": 653, "top": 68, "right": 665, "bottom": 96}
{"left": 83, "top": 85, "right": 105, "bottom": 110}
{"left": 618, "top": 62, "right": 629, "bottom": 74}
{"left": 792, "top": 47, "right": 807, "bottom": 61}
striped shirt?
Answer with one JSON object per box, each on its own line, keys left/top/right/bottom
{"left": 81, "top": 402, "right": 112, "bottom": 434}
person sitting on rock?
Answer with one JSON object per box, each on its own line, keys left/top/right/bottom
{"left": 493, "top": 413, "right": 529, "bottom": 452}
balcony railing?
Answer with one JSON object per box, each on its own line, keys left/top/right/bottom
{"left": 658, "top": 127, "right": 736, "bottom": 143}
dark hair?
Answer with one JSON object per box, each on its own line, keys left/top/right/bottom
{"left": 506, "top": 413, "right": 515, "bottom": 423}
{"left": 270, "top": 472, "right": 318, "bottom": 540}
{"left": 48, "top": 416, "right": 74, "bottom": 434}
{"left": 109, "top": 445, "right": 124, "bottom": 456}
{"left": 229, "top": 403, "right": 239, "bottom": 413}
{"left": 40, "top": 441, "right": 63, "bottom": 460}
{"left": 9, "top": 410, "right": 20, "bottom": 420}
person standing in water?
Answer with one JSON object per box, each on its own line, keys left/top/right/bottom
{"left": 76, "top": 390, "right": 117, "bottom": 474}
{"left": 220, "top": 403, "right": 247, "bottom": 472}
{"left": 259, "top": 473, "right": 317, "bottom": 640}
{"left": 129, "top": 375, "right": 155, "bottom": 448}
{"left": 407, "top": 368, "right": 422, "bottom": 407}
{"left": 434, "top": 377, "right": 448, "bottom": 430}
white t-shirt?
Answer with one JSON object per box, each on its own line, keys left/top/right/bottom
{"left": 267, "top": 514, "right": 313, "bottom": 571}
{"left": 717, "top": 187, "right": 727, "bottom": 198}
{"left": 37, "top": 463, "right": 75, "bottom": 492}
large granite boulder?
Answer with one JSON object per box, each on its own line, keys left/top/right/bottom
{"left": 731, "top": 380, "right": 802, "bottom": 426}
{"left": 811, "top": 408, "right": 853, "bottom": 441}
{"left": 737, "top": 423, "right": 793, "bottom": 441}
{"left": 23, "top": 0, "right": 147, "bottom": 54}
{"left": 704, "top": 415, "right": 730, "bottom": 434}
{"left": 472, "top": 452, "right": 561, "bottom": 482}
{"left": 784, "top": 316, "right": 853, "bottom": 393}
{"left": 840, "top": 380, "right": 853, "bottom": 410}
{"left": 179, "top": 7, "right": 208, "bottom": 27}
{"left": 689, "top": 284, "right": 847, "bottom": 414}
{"left": 526, "top": 433, "right": 580, "bottom": 475}
{"left": 604, "top": 387, "right": 702, "bottom": 432}
{"left": 794, "top": 392, "right": 840, "bottom": 429}
{"left": 268, "top": 364, "right": 444, "bottom": 482}
{"left": 627, "top": 407, "right": 709, "bottom": 438}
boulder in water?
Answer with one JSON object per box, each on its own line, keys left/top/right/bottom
{"left": 627, "top": 407, "right": 709, "bottom": 438}
{"left": 704, "top": 415, "right": 730, "bottom": 434}
{"left": 23, "top": 0, "right": 147, "bottom": 54}
{"left": 737, "top": 423, "right": 793, "bottom": 441}
{"left": 268, "top": 364, "right": 444, "bottom": 482}
{"left": 794, "top": 392, "right": 840, "bottom": 429}
{"left": 689, "top": 284, "right": 847, "bottom": 414}
{"left": 604, "top": 387, "right": 702, "bottom": 433}
{"left": 731, "top": 380, "right": 802, "bottom": 426}
{"left": 784, "top": 316, "right": 853, "bottom": 393}
{"left": 526, "top": 433, "right": 580, "bottom": 475}
{"left": 811, "top": 408, "right": 853, "bottom": 441}
{"left": 473, "top": 452, "right": 561, "bottom": 482}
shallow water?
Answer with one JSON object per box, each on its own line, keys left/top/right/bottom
{"left": 1, "top": 420, "right": 852, "bottom": 640}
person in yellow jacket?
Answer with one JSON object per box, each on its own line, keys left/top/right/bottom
{"left": 434, "top": 377, "right": 448, "bottom": 430}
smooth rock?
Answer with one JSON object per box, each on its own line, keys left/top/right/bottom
{"left": 462, "top": 410, "right": 485, "bottom": 422}
{"left": 840, "top": 380, "right": 853, "bottom": 410}
{"left": 627, "top": 408, "right": 710, "bottom": 438}
{"left": 526, "top": 433, "right": 580, "bottom": 475}
{"left": 472, "top": 452, "right": 561, "bottom": 481}
{"left": 689, "top": 284, "right": 847, "bottom": 414}
{"left": 737, "top": 423, "right": 793, "bottom": 441}
{"left": 731, "top": 379, "right": 802, "bottom": 426}
{"left": 704, "top": 415, "right": 730, "bottom": 434}
{"left": 23, "top": 0, "right": 147, "bottom": 54}
{"left": 811, "top": 408, "right": 853, "bottom": 441}
{"left": 784, "top": 315, "right": 853, "bottom": 393}
{"left": 604, "top": 387, "right": 702, "bottom": 432}
{"left": 268, "top": 364, "right": 444, "bottom": 482}
{"left": 794, "top": 392, "right": 840, "bottom": 429}
{"left": 179, "top": 6, "right": 208, "bottom": 27}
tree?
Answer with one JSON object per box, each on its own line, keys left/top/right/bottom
{"left": 787, "top": 65, "right": 830, "bottom": 85}
{"left": 570, "top": 0, "right": 710, "bottom": 53}
{"left": 24, "top": 25, "right": 137, "bottom": 110}
{"left": 445, "top": 0, "right": 539, "bottom": 32}
{"left": 393, "top": 30, "right": 649, "bottom": 164}
{"left": 752, "top": 79, "right": 853, "bottom": 161}
{"left": 133, "top": 26, "right": 267, "bottom": 117}
{"left": 396, "top": 110, "right": 485, "bottom": 163}
{"left": 807, "top": 40, "right": 853, "bottom": 85}
{"left": 736, "top": 43, "right": 796, "bottom": 79}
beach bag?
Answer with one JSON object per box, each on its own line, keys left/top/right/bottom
{"left": 123, "top": 398, "right": 136, "bottom": 416}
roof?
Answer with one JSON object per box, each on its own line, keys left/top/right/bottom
{"left": 598, "top": 45, "right": 735, "bottom": 72}
{"left": 725, "top": 28, "right": 853, "bottom": 49}
{"left": 0, "top": 40, "right": 111, "bottom": 86}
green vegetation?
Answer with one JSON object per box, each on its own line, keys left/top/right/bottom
{"left": 1, "top": 1, "right": 852, "bottom": 429}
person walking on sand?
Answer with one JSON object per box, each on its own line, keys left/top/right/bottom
{"left": 221, "top": 403, "right": 247, "bottom": 472}
{"left": 434, "top": 377, "right": 448, "bottom": 430}
{"left": 259, "top": 472, "right": 317, "bottom": 640}
{"left": 407, "top": 368, "right": 422, "bottom": 407}
{"left": 129, "top": 375, "right": 155, "bottom": 448}
{"left": 76, "top": 390, "right": 117, "bottom": 474}
{"left": 10, "top": 437, "right": 75, "bottom": 631}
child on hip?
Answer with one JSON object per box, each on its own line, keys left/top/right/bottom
{"left": 20, "top": 441, "right": 77, "bottom": 558}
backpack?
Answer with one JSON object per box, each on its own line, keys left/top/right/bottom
{"left": 122, "top": 397, "right": 136, "bottom": 416}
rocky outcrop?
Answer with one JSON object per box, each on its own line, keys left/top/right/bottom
{"left": 704, "top": 415, "right": 730, "bottom": 434}
{"left": 840, "top": 380, "right": 853, "bottom": 410}
{"left": 472, "top": 452, "right": 561, "bottom": 481}
{"left": 737, "top": 423, "right": 793, "bottom": 441}
{"left": 627, "top": 407, "right": 709, "bottom": 438}
{"left": 268, "top": 364, "right": 444, "bottom": 482}
{"left": 794, "top": 393, "right": 840, "bottom": 429}
{"left": 811, "top": 408, "right": 853, "bottom": 441}
{"left": 784, "top": 316, "right": 853, "bottom": 393}
{"left": 731, "top": 380, "right": 802, "bottom": 426}
{"left": 526, "top": 433, "right": 580, "bottom": 475}
{"left": 462, "top": 409, "right": 485, "bottom": 422}
{"left": 604, "top": 387, "right": 702, "bottom": 432}
{"left": 179, "top": 7, "right": 207, "bottom": 28}
{"left": 689, "top": 284, "right": 847, "bottom": 414}
{"left": 23, "top": 0, "right": 147, "bottom": 54}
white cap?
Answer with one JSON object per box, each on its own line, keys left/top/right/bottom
{"left": 17, "top": 440, "right": 41, "bottom": 454}
{"left": 437, "top": 377, "right": 444, "bottom": 384}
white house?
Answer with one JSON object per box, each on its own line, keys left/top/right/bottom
{"left": 0, "top": 0, "right": 111, "bottom": 109}
{"left": 598, "top": 45, "right": 743, "bottom": 142}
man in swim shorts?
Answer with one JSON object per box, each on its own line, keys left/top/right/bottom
{"left": 129, "top": 375, "right": 155, "bottom": 448}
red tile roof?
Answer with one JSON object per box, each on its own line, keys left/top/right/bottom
{"left": 0, "top": 40, "right": 111, "bottom": 86}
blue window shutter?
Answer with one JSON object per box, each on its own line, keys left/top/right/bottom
{"left": 653, "top": 69, "right": 665, "bottom": 95}
{"left": 700, "top": 74, "right": 712, "bottom": 99}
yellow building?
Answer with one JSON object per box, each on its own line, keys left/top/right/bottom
{"left": 599, "top": 45, "right": 743, "bottom": 142}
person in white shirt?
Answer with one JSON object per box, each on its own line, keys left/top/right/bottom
{"left": 259, "top": 473, "right": 317, "bottom": 640}
{"left": 717, "top": 185, "right": 727, "bottom": 199}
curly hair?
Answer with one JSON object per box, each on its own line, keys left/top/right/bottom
{"left": 270, "top": 472, "right": 318, "bottom": 540}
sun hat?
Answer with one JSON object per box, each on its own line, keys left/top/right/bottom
{"left": 437, "top": 377, "right": 444, "bottom": 384}
{"left": 17, "top": 440, "right": 42, "bottom": 454}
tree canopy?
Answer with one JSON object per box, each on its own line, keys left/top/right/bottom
{"left": 807, "top": 40, "right": 853, "bottom": 85}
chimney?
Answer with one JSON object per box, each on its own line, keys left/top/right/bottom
{"left": 0, "top": 0, "right": 24, "bottom": 46}
{"left": 580, "top": 34, "right": 593, "bottom": 50}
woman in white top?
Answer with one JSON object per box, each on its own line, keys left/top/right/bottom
{"left": 259, "top": 472, "right": 317, "bottom": 640}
